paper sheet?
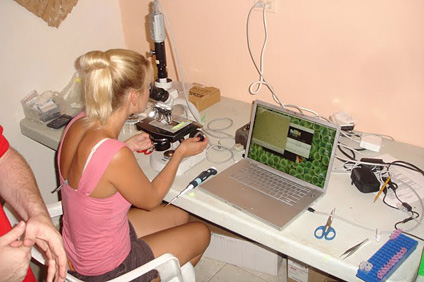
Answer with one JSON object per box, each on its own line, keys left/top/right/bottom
{"left": 378, "top": 154, "right": 424, "bottom": 206}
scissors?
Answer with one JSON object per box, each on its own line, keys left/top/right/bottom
{"left": 314, "top": 208, "right": 336, "bottom": 240}
{"left": 137, "top": 146, "right": 154, "bottom": 155}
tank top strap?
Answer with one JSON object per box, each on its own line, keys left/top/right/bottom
{"left": 77, "top": 139, "right": 128, "bottom": 195}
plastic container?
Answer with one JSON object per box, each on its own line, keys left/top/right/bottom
{"left": 21, "top": 90, "right": 63, "bottom": 122}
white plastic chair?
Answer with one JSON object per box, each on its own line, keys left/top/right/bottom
{"left": 4, "top": 201, "right": 195, "bottom": 282}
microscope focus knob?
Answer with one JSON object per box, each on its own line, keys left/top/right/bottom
{"left": 190, "top": 131, "right": 204, "bottom": 142}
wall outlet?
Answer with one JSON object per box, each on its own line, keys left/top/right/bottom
{"left": 254, "top": 0, "right": 278, "bottom": 13}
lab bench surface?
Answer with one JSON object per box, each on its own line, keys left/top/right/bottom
{"left": 20, "top": 97, "right": 424, "bottom": 281}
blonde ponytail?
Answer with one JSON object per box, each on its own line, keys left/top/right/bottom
{"left": 76, "top": 49, "right": 153, "bottom": 125}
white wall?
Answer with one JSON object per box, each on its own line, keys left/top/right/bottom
{"left": 0, "top": 1, "right": 125, "bottom": 204}
{"left": 121, "top": 0, "right": 424, "bottom": 148}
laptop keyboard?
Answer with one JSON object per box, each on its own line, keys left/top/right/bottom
{"left": 230, "top": 163, "right": 310, "bottom": 206}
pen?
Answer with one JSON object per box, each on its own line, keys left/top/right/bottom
{"left": 373, "top": 176, "right": 391, "bottom": 203}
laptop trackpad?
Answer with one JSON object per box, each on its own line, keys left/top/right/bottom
{"left": 202, "top": 177, "right": 305, "bottom": 229}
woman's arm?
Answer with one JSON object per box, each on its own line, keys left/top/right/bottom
{"left": 109, "top": 137, "right": 207, "bottom": 210}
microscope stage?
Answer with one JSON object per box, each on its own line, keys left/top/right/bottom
{"left": 135, "top": 116, "right": 202, "bottom": 142}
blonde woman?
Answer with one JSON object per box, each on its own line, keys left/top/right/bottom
{"left": 58, "top": 49, "right": 210, "bottom": 281}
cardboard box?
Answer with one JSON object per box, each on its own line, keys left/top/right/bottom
{"left": 189, "top": 84, "right": 221, "bottom": 111}
{"left": 190, "top": 215, "right": 285, "bottom": 276}
{"left": 287, "top": 258, "right": 340, "bottom": 282}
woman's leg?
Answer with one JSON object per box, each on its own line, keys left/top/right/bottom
{"left": 128, "top": 204, "right": 189, "bottom": 236}
{"left": 128, "top": 204, "right": 210, "bottom": 266}
{"left": 143, "top": 221, "right": 210, "bottom": 266}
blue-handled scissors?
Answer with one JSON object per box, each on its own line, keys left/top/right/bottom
{"left": 314, "top": 208, "right": 336, "bottom": 240}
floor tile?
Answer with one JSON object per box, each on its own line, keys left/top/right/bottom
{"left": 241, "top": 266, "right": 286, "bottom": 282}
{"left": 207, "top": 263, "right": 269, "bottom": 282}
{"left": 195, "top": 257, "right": 226, "bottom": 282}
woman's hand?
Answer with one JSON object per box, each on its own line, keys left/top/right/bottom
{"left": 125, "top": 132, "right": 153, "bottom": 152}
{"left": 175, "top": 136, "right": 208, "bottom": 158}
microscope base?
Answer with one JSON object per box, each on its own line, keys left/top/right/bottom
{"left": 150, "top": 150, "right": 206, "bottom": 176}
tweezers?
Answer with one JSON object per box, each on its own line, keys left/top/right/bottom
{"left": 340, "top": 238, "right": 369, "bottom": 260}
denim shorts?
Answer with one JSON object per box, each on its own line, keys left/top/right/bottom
{"left": 69, "top": 222, "right": 158, "bottom": 282}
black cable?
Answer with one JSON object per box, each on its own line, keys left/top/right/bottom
{"left": 394, "top": 212, "right": 424, "bottom": 241}
{"left": 388, "top": 182, "right": 405, "bottom": 204}
{"left": 382, "top": 191, "right": 398, "bottom": 210}
{"left": 337, "top": 144, "right": 356, "bottom": 160}
{"left": 343, "top": 162, "right": 355, "bottom": 171}
{"left": 412, "top": 210, "right": 420, "bottom": 218}
{"left": 343, "top": 130, "right": 362, "bottom": 139}
{"left": 394, "top": 217, "right": 414, "bottom": 229}
{"left": 402, "top": 231, "right": 424, "bottom": 241}
{"left": 388, "top": 160, "right": 424, "bottom": 176}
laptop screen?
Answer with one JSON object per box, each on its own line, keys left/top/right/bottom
{"left": 247, "top": 102, "right": 338, "bottom": 189}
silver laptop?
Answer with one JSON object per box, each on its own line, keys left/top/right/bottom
{"left": 200, "top": 100, "right": 341, "bottom": 229}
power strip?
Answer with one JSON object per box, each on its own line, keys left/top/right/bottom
{"left": 329, "top": 111, "right": 355, "bottom": 131}
{"left": 360, "top": 135, "right": 382, "bottom": 152}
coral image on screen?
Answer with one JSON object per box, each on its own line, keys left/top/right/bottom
{"left": 248, "top": 105, "right": 337, "bottom": 188}
{"left": 251, "top": 108, "right": 290, "bottom": 155}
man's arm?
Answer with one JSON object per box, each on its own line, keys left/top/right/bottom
{"left": 0, "top": 147, "right": 67, "bottom": 282}
{"left": 0, "top": 146, "right": 49, "bottom": 220}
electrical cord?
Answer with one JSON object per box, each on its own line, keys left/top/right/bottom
{"left": 307, "top": 207, "right": 391, "bottom": 235}
{"left": 206, "top": 144, "right": 235, "bottom": 164}
{"left": 247, "top": 2, "right": 335, "bottom": 122}
{"left": 334, "top": 155, "right": 389, "bottom": 169}
{"left": 394, "top": 211, "right": 423, "bottom": 241}
{"left": 308, "top": 206, "right": 421, "bottom": 237}
{"left": 247, "top": 2, "right": 282, "bottom": 106}
{"left": 155, "top": 0, "right": 201, "bottom": 126}
{"left": 155, "top": 0, "right": 238, "bottom": 154}
{"left": 340, "top": 131, "right": 361, "bottom": 144}
{"left": 337, "top": 143, "right": 367, "bottom": 161}
{"left": 388, "top": 160, "right": 424, "bottom": 176}
{"left": 202, "top": 118, "right": 237, "bottom": 164}
{"left": 247, "top": 3, "right": 268, "bottom": 95}
{"left": 154, "top": 2, "right": 237, "bottom": 165}
{"left": 337, "top": 144, "right": 356, "bottom": 161}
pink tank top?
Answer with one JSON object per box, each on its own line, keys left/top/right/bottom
{"left": 58, "top": 113, "right": 132, "bottom": 275}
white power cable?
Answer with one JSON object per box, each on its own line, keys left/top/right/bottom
{"left": 247, "top": 3, "right": 282, "bottom": 107}
{"left": 247, "top": 2, "right": 329, "bottom": 120}
{"left": 155, "top": 0, "right": 199, "bottom": 124}
{"left": 154, "top": 2, "right": 235, "bottom": 164}
{"left": 155, "top": 1, "right": 234, "bottom": 146}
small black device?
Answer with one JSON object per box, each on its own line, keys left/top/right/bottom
{"left": 46, "top": 114, "right": 73, "bottom": 129}
{"left": 350, "top": 166, "right": 380, "bottom": 193}
{"left": 360, "top": 158, "right": 385, "bottom": 171}
{"left": 235, "top": 123, "right": 250, "bottom": 148}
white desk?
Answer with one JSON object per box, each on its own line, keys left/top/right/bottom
{"left": 21, "top": 97, "right": 424, "bottom": 281}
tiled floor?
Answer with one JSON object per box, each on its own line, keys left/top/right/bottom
{"left": 194, "top": 256, "right": 287, "bottom": 282}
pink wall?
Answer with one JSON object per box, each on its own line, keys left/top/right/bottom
{"left": 119, "top": 0, "right": 424, "bottom": 148}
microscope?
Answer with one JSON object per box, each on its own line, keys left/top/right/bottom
{"left": 135, "top": 1, "right": 205, "bottom": 175}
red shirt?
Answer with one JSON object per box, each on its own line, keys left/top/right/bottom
{"left": 0, "top": 126, "right": 9, "bottom": 158}
{"left": 0, "top": 125, "right": 35, "bottom": 281}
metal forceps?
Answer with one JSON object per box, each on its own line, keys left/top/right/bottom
{"left": 314, "top": 208, "right": 336, "bottom": 240}
{"left": 340, "top": 238, "right": 369, "bottom": 260}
